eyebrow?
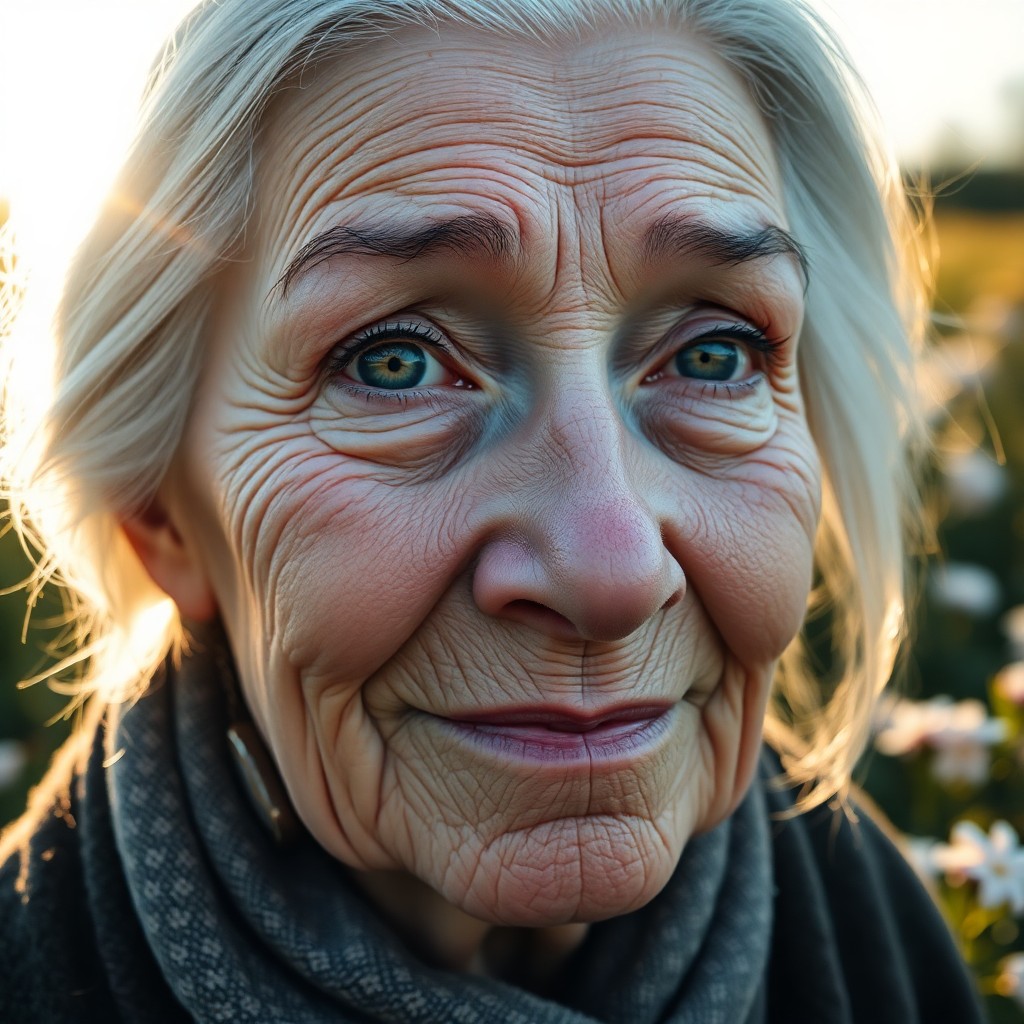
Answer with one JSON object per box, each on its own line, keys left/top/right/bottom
{"left": 643, "top": 216, "right": 810, "bottom": 286}
{"left": 273, "top": 210, "right": 810, "bottom": 299}
{"left": 275, "top": 214, "right": 519, "bottom": 296}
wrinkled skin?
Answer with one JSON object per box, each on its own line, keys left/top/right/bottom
{"left": 155, "top": 22, "right": 821, "bottom": 967}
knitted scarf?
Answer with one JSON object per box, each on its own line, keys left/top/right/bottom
{"left": 103, "top": 647, "right": 772, "bottom": 1023}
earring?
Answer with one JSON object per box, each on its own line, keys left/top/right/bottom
{"left": 226, "top": 720, "right": 302, "bottom": 846}
{"left": 213, "top": 636, "right": 301, "bottom": 846}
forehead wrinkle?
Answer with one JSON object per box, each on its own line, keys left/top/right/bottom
{"left": 253, "top": 125, "right": 375, "bottom": 281}
{"left": 262, "top": 20, "right": 775, "bottom": 173}
{"left": 248, "top": 23, "right": 787, "bottom": 306}
{"left": 263, "top": 136, "right": 779, "bottom": 280}
{"left": 544, "top": 49, "right": 774, "bottom": 174}
{"left": 682, "top": 109, "right": 778, "bottom": 196}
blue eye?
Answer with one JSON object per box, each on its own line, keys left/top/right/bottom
{"left": 335, "top": 318, "right": 468, "bottom": 393}
{"left": 675, "top": 340, "right": 741, "bottom": 381}
{"left": 642, "top": 321, "right": 777, "bottom": 387}
{"left": 355, "top": 342, "right": 428, "bottom": 389}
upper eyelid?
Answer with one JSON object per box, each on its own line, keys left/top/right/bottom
{"left": 673, "top": 317, "right": 772, "bottom": 343}
{"left": 685, "top": 324, "right": 760, "bottom": 342}
{"left": 330, "top": 317, "right": 451, "bottom": 369}
{"left": 682, "top": 323, "right": 781, "bottom": 354}
{"left": 612, "top": 304, "right": 778, "bottom": 365}
{"left": 350, "top": 317, "right": 446, "bottom": 347}
{"left": 645, "top": 318, "right": 780, "bottom": 370}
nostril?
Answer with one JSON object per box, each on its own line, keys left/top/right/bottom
{"left": 506, "top": 599, "right": 548, "bottom": 616}
{"left": 502, "top": 600, "right": 581, "bottom": 641}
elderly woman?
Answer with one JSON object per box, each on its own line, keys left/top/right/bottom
{"left": 0, "top": 0, "right": 985, "bottom": 1020}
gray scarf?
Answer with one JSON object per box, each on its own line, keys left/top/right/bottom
{"left": 107, "top": 647, "right": 772, "bottom": 1023}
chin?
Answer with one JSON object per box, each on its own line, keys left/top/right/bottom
{"left": 440, "top": 814, "right": 685, "bottom": 927}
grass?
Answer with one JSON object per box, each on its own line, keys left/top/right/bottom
{"left": 933, "top": 211, "right": 1024, "bottom": 317}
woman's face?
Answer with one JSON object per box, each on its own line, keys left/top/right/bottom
{"left": 169, "top": 22, "right": 820, "bottom": 927}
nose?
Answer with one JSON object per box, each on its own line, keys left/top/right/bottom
{"left": 472, "top": 390, "right": 685, "bottom": 643}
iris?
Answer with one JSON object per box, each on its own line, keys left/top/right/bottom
{"left": 676, "top": 341, "right": 739, "bottom": 381}
{"left": 357, "top": 343, "right": 427, "bottom": 389}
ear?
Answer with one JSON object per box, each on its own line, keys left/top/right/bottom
{"left": 120, "top": 498, "right": 218, "bottom": 622}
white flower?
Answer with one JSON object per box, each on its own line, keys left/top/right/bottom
{"left": 875, "top": 697, "right": 1007, "bottom": 787}
{"left": 996, "top": 952, "right": 1024, "bottom": 1009}
{"left": 995, "top": 662, "right": 1024, "bottom": 705}
{"left": 930, "top": 562, "right": 1001, "bottom": 617}
{"left": 937, "top": 820, "right": 1024, "bottom": 914}
{"left": 943, "top": 449, "right": 1006, "bottom": 517}
{"left": 0, "top": 740, "right": 26, "bottom": 791}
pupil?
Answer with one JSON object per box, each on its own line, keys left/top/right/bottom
{"left": 357, "top": 342, "right": 428, "bottom": 390}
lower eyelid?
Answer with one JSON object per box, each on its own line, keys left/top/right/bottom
{"left": 326, "top": 372, "right": 479, "bottom": 410}
{"left": 328, "top": 380, "right": 451, "bottom": 409}
{"left": 694, "top": 377, "right": 762, "bottom": 399}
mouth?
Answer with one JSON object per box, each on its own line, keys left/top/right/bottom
{"left": 438, "top": 702, "right": 677, "bottom": 763}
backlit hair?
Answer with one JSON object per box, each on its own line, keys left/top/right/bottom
{"left": 1, "top": 0, "right": 930, "bottom": 808}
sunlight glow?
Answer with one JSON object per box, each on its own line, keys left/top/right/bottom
{"left": 810, "top": 0, "right": 1024, "bottom": 168}
{"left": 0, "top": 2, "right": 196, "bottom": 307}
{"left": 0, "top": 0, "right": 1020, "bottom": 315}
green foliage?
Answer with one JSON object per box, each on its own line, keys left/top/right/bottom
{"left": 0, "top": 525, "right": 72, "bottom": 827}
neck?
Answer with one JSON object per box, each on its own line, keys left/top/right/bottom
{"left": 352, "top": 869, "right": 589, "bottom": 985}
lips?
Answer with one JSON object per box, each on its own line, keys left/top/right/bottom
{"left": 440, "top": 702, "right": 676, "bottom": 762}
{"left": 451, "top": 703, "right": 674, "bottom": 731}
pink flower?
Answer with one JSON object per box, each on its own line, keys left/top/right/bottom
{"left": 875, "top": 697, "right": 957, "bottom": 756}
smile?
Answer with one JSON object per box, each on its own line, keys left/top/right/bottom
{"left": 438, "top": 702, "right": 677, "bottom": 763}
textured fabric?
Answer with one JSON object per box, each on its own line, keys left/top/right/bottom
{"left": 0, "top": 646, "right": 986, "bottom": 1023}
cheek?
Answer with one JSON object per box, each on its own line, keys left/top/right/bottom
{"left": 222, "top": 454, "right": 470, "bottom": 689}
{"left": 671, "top": 423, "right": 821, "bottom": 666}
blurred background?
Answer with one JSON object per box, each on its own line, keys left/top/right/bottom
{"left": 1, "top": 0, "right": 1023, "bottom": 1018}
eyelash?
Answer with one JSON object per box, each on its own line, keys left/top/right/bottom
{"left": 691, "top": 321, "right": 779, "bottom": 353}
{"left": 328, "top": 318, "right": 448, "bottom": 367}
{"left": 641, "top": 320, "right": 783, "bottom": 393}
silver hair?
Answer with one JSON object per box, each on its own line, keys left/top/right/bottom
{"left": 1, "top": 0, "right": 931, "bottom": 808}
